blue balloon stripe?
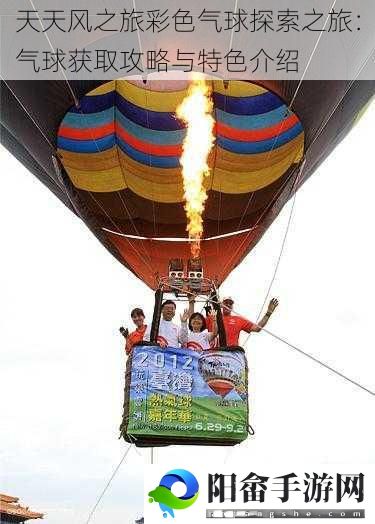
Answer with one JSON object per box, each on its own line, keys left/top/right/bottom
{"left": 217, "top": 123, "right": 303, "bottom": 154}
{"left": 115, "top": 109, "right": 185, "bottom": 145}
{"left": 116, "top": 93, "right": 184, "bottom": 131}
{"left": 57, "top": 134, "right": 115, "bottom": 153}
{"left": 69, "top": 91, "right": 115, "bottom": 114}
{"left": 215, "top": 106, "right": 291, "bottom": 130}
{"left": 62, "top": 107, "right": 114, "bottom": 128}
{"left": 62, "top": 105, "right": 290, "bottom": 134}
{"left": 59, "top": 87, "right": 303, "bottom": 161}
{"left": 118, "top": 139, "right": 181, "bottom": 168}
{"left": 214, "top": 91, "right": 283, "bottom": 115}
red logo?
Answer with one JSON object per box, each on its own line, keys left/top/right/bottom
{"left": 187, "top": 341, "right": 203, "bottom": 351}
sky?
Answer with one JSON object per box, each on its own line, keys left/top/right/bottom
{"left": 1, "top": 101, "right": 375, "bottom": 523}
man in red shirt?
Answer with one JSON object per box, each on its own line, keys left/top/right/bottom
{"left": 221, "top": 296, "right": 279, "bottom": 347}
{"left": 125, "top": 308, "right": 147, "bottom": 355}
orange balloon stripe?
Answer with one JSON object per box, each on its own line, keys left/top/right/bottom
{"left": 116, "top": 123, "right": 183, "bottom": 157}
{"left": 216, "top": 113, "right": 299, "bottom": 142}
{"left": 58, "top": 122, "right": 115, "bottom": 140}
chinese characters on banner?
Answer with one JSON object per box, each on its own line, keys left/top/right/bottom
{"left": 123, "top": 346, "right": 249, "bottom": 443}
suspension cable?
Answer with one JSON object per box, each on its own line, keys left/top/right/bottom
{"left": 262, "top": 326, "right": 374, "bottom": 397}
{"left": 249, "top": 46, "right": 375, "bottom": 330}
{"left": 0, "top": 77, "right": 56, "bottom": 152}
{"left": 29, "top": 0, "right": 79, "bottom": 106}
{"left": 249, "top": 160, "right": 305, "bottom": 327}
{"left": 167, "top": 285, "right": 375, "bottom": 398}
{"left": 218, "top": 159, "right": 304, "bottom": 281}
{"left": 88, "top": 192, "right": 157, "bottom": 279}
{"left": 221, "top": 0, "right": 338, "bottom": 275}
{"left": 84, "top": 443, "right": 133, "bottom": 524}
{"left": 29, "top": 5, "right": 156, "bottom": 277}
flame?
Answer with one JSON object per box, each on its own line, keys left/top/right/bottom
{"left": 176, "top": 77, "right": 215, "bottom": 258}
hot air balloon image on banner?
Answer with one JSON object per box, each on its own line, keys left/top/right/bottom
{"left": 198, "top": 351, "right": 245, "bottom": 399}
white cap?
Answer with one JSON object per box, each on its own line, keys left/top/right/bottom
{"left": 222, "top": 296, "right": 234, "bottom": 304}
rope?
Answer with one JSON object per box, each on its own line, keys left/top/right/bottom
{"left": 250, "top": 17, "right": 375, "bottom": 318}
{"left": 143, "top": 81, "right": 159, "bottom": 263}
{"left": 256, "top": 196, "right": 296, "bottom": 318}
{"left": 88, "top": 192, "right": 156, "bottom": 278}
{"left": 228, "top": 0, "right": 239, "bottom": 53}
{"left": 211, "top": 0, "right": 239, "bottom": 261}
{"left": 246, "top": 44, "right": 375, "bottom": 337}
{"left": 262, "top": 326, "right": 375, "bottom": 397}
{"left": 117, "top": 191, "right": 154, "bottom": 269}
{"left": 224, "top": 30, "right": 375, "bottom": 341}
{"left": 0, "top": 78, "right": 67, "bottom": 194}
{"left": 167, "top": 285, "right": 375, "bottom": 398}
{"left": 0, "top": 78, "right": 56, "bottom": 151}
{"left": 247, "top": 160, "right": 306, "bottom": 330}
{"left": 307, "top": 54, "right": 375, "bottom": 154}
{"left": 29, "top": 0, "right": 79, "bottom": 106}
{"left": 221, "top": 0, "right": 338, "bottom": 278}
{"left": 110, "top": 86, "right": 155, "bottom": 269}
{"left": 218, "top": 160, "right": 303, "bottom": 281}
{"left": 84, "top": 443, "right": 133, "bottom": 524}
{"left": 29, "top": 6, "right": 157, "bottom": 283}
{"left": 289, "top": 0, "right": 338, "bottom": 109}
{"left": 132, "top": 0, "right": 146, "bottom": 75}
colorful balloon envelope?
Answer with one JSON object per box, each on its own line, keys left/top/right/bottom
{"left": 1, "top": 79, "right": 374, "bottom": 287}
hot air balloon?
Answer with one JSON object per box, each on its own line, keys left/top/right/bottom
{"left": 2, "top": 78, "right": 374, "bottom": 447}
{"left": 2, "top": 79, "right": 373, "bottom": 290}
{"left": 198, "top": 352, "right": 243, "bottom": 398}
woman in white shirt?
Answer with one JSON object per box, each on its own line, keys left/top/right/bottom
{"left": 180, "top": 310, "right": 218, "bottom": 351}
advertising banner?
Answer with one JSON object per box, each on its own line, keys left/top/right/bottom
{"left": 122, "top": 345, "right": 249, "bottom": 445}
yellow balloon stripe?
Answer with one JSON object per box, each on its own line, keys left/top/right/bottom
{"left": 87, "top": 81, "right": 116, "bottom": 96}
{"left": 62, "top": 146, "right": 301, "bottom": 200}
{"left": 127, "top": 79, "right": 190, "bottom": 92}
{"left": 214, "top": 134, "right": 304, "bottom": 171}
{"left": 212, "top": 150, "right": 303, "bottom": 193}
{"left": 212, "top": 80, "right": 267, "bottom": 98}
{"left": 60, "top": 78, "right": 304, "bottom": 200}
{"left": 294, "top": 144, "right": 304, "bottom": 163}
{"left": 117, "top": 80, "right": 189, "bottom": 112}
{"left": 125, "top": 172, "right": 184, "bottom": 203}
{"left": 351, "top": 96, "right": 374, "bottom": 129}
{"left": 118, "top": 149, "right": 182, "bottom": 178}
{"left": 119, "top": 150, "right": 213, "bottom": 182}
{"left": 86, "top": 80, "right": 268, "bottom": 100}
{"left": 65, "top": 164, "right": 127, "bottom": 192}
{"left": 119, "top": 152, "right": 184, "bottom": 203}
{"left": 121, "top": 167, "right": 212, "bottom": 204}
{"left": 58, "top": 147, "right": 119, "bottom": 171}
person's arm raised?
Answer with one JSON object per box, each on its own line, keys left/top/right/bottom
{"left": 188, "top": 294, "right": 195, "bottom": 316}
{"left": 252, "top": 298, "right": 279, "bottom": 332}
{"left": 208, "top": 310, "right": 218, "bottom": 341}
{"left": 179, "top": 309, "right": 189, "bottom": 347}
